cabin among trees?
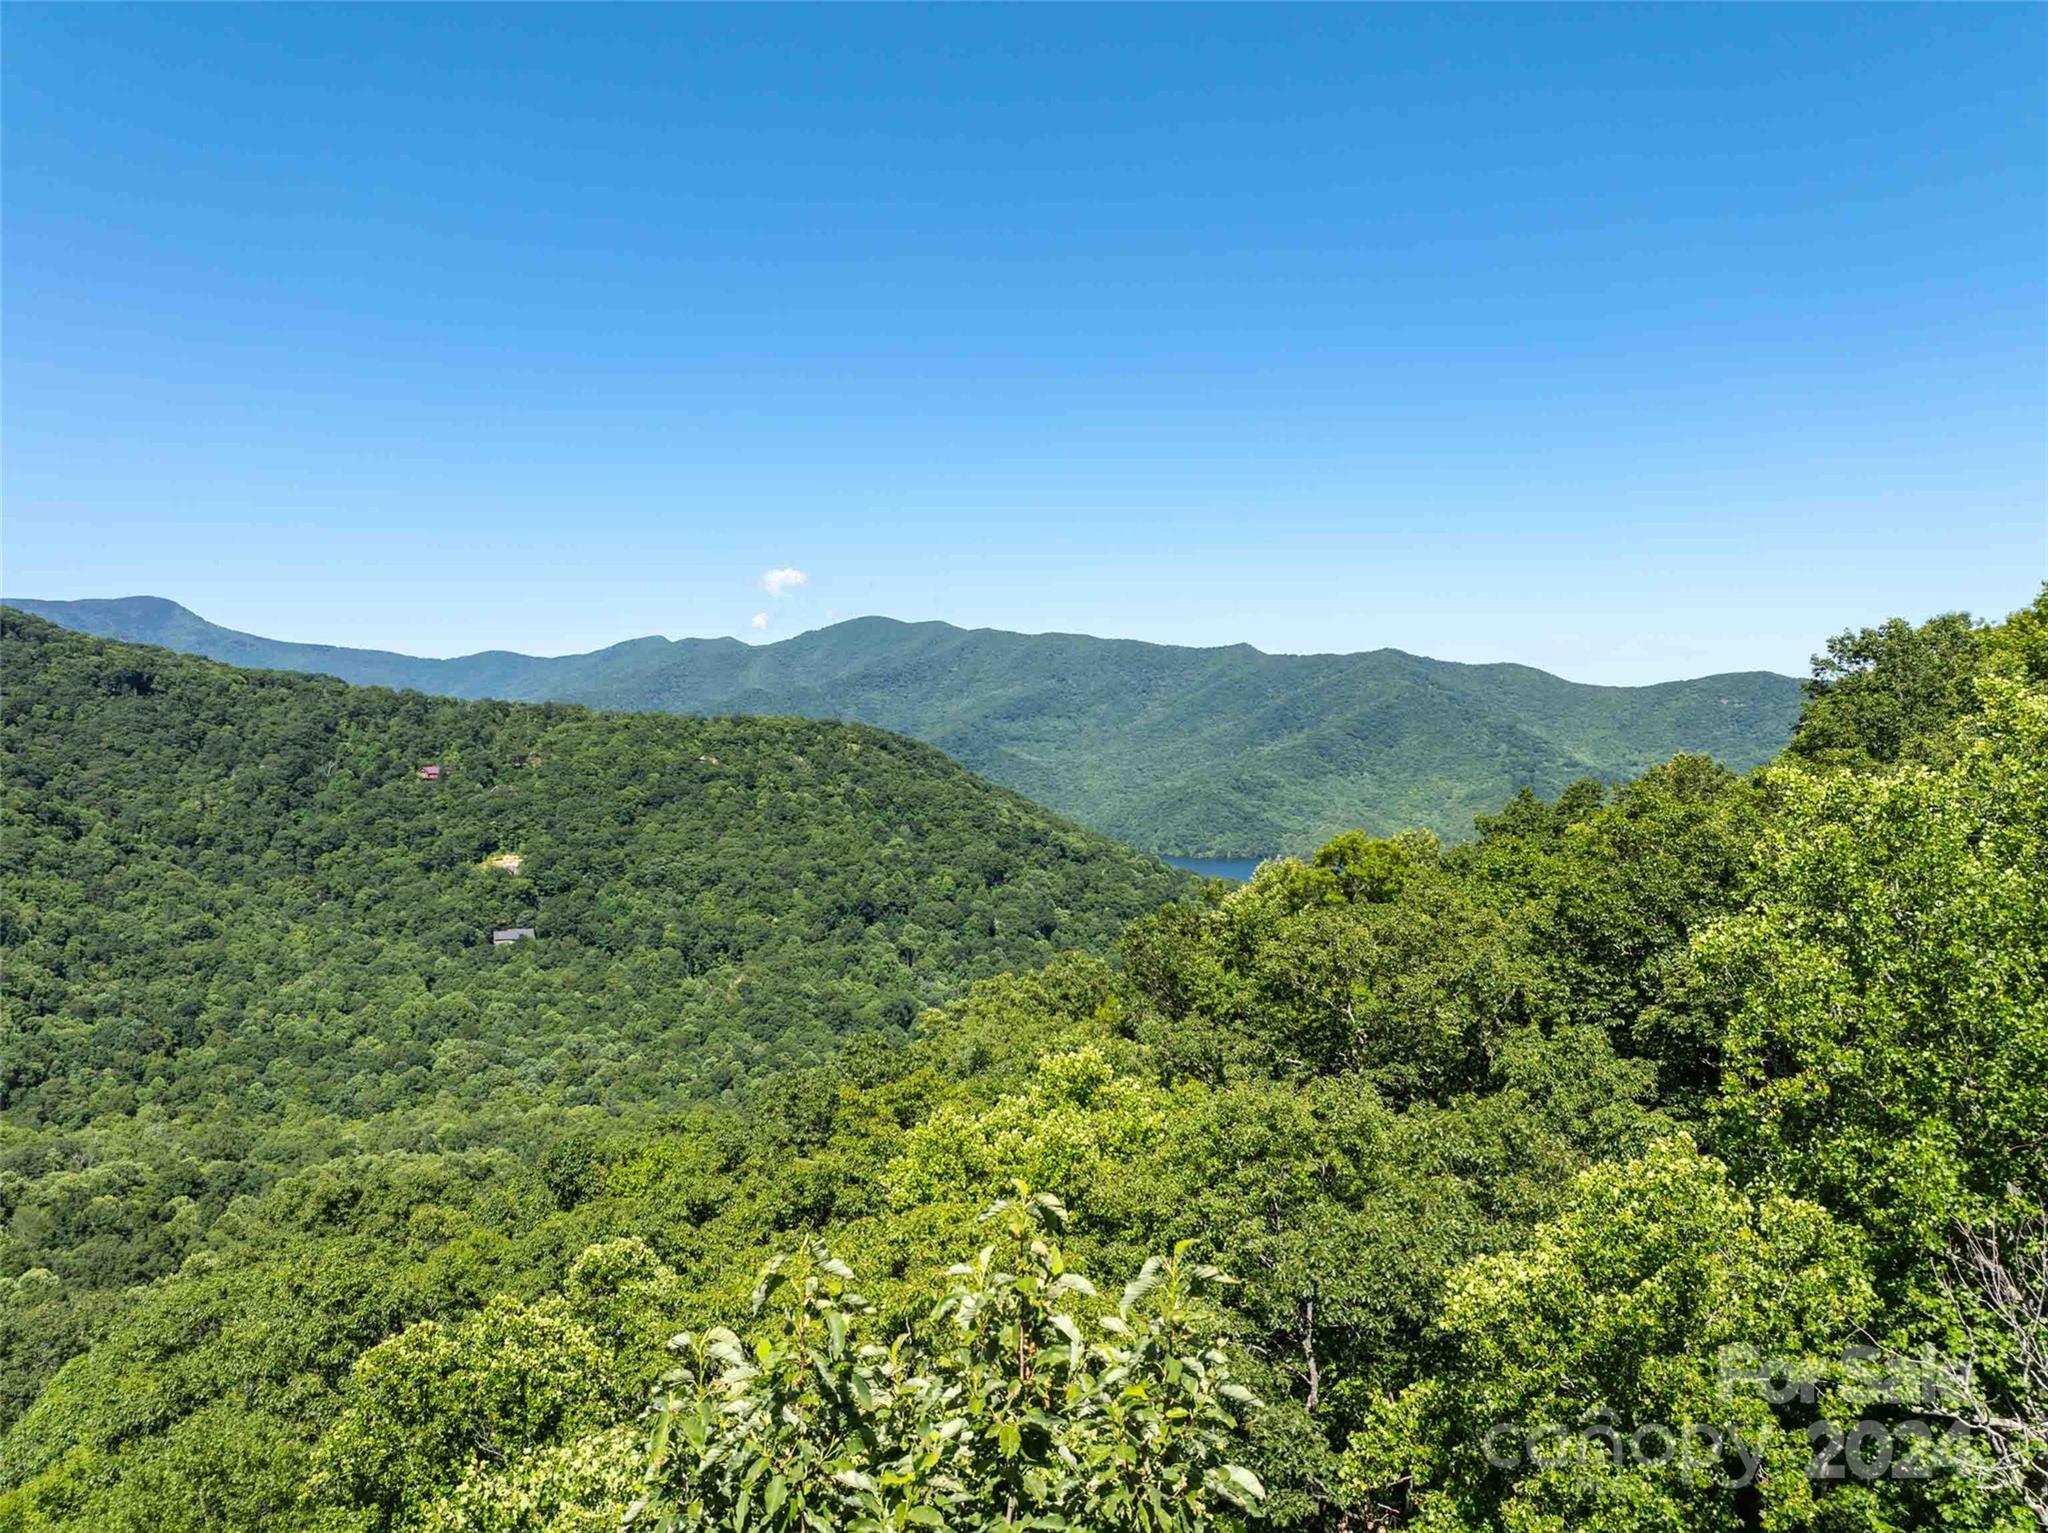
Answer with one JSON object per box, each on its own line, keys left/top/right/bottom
{"left": 490, "top": 927, "right": 535, "bottom": 945}
{"left": 416, "top": 764, "right": 444, "bottom": 781}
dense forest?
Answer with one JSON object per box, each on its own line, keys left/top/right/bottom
{"left": 1, "top": 592, "right": 2042, "bottom": 1533}
{"left": 0, "top": 612, "right": 1185, "bottom": 1425}
{"left": 10, "top": 597, "right": 1802, "bottom": 856}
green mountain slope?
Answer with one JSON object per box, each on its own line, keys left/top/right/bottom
{"left": 0, "top": 608, "right": 1186, "bottom": 1139}
{"left": 4, "top": 593, "right": 2037, "bottom": 1532}
{"left": 8, "top": 596, "right": 1803, "bottom": 853}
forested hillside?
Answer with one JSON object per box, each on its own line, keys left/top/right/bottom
{"left": 1, "top": 593, "right": 2041, "bottom": 1533}
{"left": 1, "top": 609, "right": 1188, "bottom": 1118}
{"left": 9, "top": 597, "right": 1803, "bottom": 855}
{"left": 0, "top": 611, "right": 1186, "bottom": 1410}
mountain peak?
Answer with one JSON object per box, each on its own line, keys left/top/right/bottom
{"left": 7, "top": 594, "right": 1805, "bottom": 855}
{"left": 10, "top": 593, "right": 195, "bottom": 620}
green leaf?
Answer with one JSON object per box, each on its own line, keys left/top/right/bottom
{"left": 1120, "top": 1255, "right": 1165, "bottom": 1317}
{"left": 1219, "top": 1464, "right": 1265, "bottom": 1500}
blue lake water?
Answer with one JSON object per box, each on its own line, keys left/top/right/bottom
{"left": 1162, "top": 855, "right": 1268, "bottom": 882}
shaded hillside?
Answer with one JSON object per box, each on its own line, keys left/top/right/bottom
{"left": 9, "top": 596, "right": 1803, "bottom": 853}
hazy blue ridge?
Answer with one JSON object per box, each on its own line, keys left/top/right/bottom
{"left": 6, "top": 596, "right": 1803, "bottom": 855}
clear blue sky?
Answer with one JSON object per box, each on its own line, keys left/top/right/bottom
{"left": 5, "top": 6, "right": 2043, "bottom": 682}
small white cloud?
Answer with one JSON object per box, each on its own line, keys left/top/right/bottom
{"left": 750, "top": 612, "right": 770, "bottom": 631}
{"left": 758, "top": 567, "right": 808, "bottom": 598}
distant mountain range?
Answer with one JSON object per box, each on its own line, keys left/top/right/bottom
{"left": 7, "top": 595, "right": 1804, "bottom": 855}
